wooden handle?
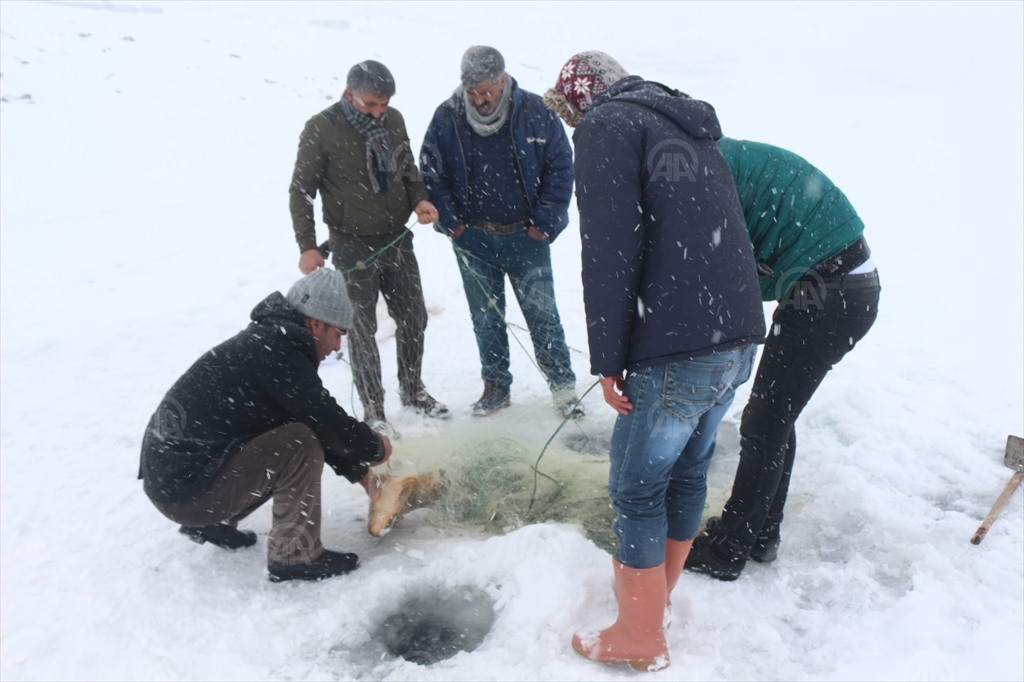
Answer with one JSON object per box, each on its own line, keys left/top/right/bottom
{"left": 971, "top": 471, "right": 1023, "bottom": 545}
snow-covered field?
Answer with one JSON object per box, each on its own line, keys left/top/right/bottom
{"left": 1, "top": 1, "right": 1022, "bottom": 679}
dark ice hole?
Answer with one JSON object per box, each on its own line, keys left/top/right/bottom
{"left": 375, "top": 586, "right": 495, "bottom": 665}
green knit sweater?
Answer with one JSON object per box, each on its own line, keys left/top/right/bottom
{"left": 718, "top": 137, "right": 864, "bottom": 301}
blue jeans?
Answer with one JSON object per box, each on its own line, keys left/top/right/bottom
{"left": 608, "top": 344, "right": 757, "bottom": 569}
{"left": 452, "top": 227, "right": 575, "bottom": 395}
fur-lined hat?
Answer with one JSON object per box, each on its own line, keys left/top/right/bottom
{"left": 543, "top": 51, "right": 629, "bottom": 127}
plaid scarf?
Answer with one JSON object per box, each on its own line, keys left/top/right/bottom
{"left": 340, "top": 97, "right": 393, "bottom": 194}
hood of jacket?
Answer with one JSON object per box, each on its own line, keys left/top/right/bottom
{"left": 248, "top": 291, "right": 318, "bottom": 364}
{"left": 250, "top": 291, "right": 308, "bottom": 327}
{"left": 590, "top": 75, "right": 722, "bottom": 141}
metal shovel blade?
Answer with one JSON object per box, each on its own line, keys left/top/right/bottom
{"left": 1005, "top": 435, "right": 1024, "bottom": 472}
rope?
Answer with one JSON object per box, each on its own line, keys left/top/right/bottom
{"left": 449, "top": 237, "right": 550, "bottom": 380}
{"left": 528, "top": 378, "right": 601, "bottom": 511}
{"left": 338, "top": 226, "right": 414, "bottom": 276}
{"left": 325, "top": 226, "right": 604, "bottom": 505}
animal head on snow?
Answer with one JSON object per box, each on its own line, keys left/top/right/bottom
{"left": 543, "top": 51, "right": 629, "bottom": 127}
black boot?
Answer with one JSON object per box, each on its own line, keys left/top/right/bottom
{"left": 267, "top": 549, "right": 359, "bottom": 583}
{"left": 704, "top": 515, "right": 780, "bottom": 564}
{"left": 471, "top": 382, "right": 511, "bottom": 417}
{"left": 179, "top": 524, "right": 257, "bottom": 550}
{"left": 750, "top": 530, "right": 781, "bottom": 563}
{"left": 683, "top": 532, "right": 745, "bottom": 581}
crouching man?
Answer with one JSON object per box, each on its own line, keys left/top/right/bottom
{"left": 138, "top": 268, "right": 391, "bottom": 583}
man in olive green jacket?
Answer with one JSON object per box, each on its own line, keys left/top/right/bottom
{"left": 290, "top": 60, "right": 447, "bottom": 432}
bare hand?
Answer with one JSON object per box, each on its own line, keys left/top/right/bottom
{"left": 527, "top": 225, "right": 548, "bottom": 241}
{"left": 449, "top": 224, "right": 467, "bottom": 239}
{"left": 414, "top": 200, "right": 439, "bottom": 224}
{"left": 600, "top": 374, "right": 633, "bottom": 415}
{"left": 298, "top": 248, "right": 325, "bottom": 274}
{"left": 378, "top": 434, "right": 393, "bottom": 464}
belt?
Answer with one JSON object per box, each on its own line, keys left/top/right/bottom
{"left": 473, "top": 220, "right": 527, "bottom": 236}
{"left": 823, "top": 270, "right": 880, "bottom": 290}
{"left": 813, "top": 236, "right": 871, "bottom": 281}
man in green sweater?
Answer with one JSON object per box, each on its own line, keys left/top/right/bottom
{"left": 290, "top": 60, "right": 446, "bottom": 433}
{"left": 685, "top": 137, "right": 881, "bottom": 581}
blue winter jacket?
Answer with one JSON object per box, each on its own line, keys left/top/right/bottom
{"left": 573, "top": 77, "right": 766, "bottom": 376}
{"left": 420, "top": 78, "right": 574, "bottom": 241}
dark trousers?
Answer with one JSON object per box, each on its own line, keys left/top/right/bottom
{"left": 710, "top": 271, "right": 881, "bottom": 561}
{"left": 152, "top": 423, "right": 325, "bottom": 565}
{"left": 331, "top": 231, "right": 428, "bottom": 410}
{"left": 452, "top": 227, "right": 576, "bottom": 395}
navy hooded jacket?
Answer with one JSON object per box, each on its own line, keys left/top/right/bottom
{"left": 573, "top": 77, "right": 765, "bottom": 376}
{"left": 420, "top": 78, "right": 574, "bottom": 241}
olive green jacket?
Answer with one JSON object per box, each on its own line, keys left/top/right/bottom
{"left": 289, "top": 103, "right": 429, "bottom": 251}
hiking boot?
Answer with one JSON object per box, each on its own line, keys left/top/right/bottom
{"left": 683, "top": 532, "right": 745, "bottom": 581}
{"left": 267, "top": 549, "right": 359, "bottom": 583}
{"left": 704, "top": 516, "right": 780, "bottom": 563}
{"left": 750, "top": 535, "right": 781, "bottom": 563}
{"left": 179, "top": 524, "right": 257, "bottom": 550}
{"left": 401, "top": 390, "right": 450, "bottom": 419}
{"left": 471, "top": 382, "right": 510, "bottom": 417}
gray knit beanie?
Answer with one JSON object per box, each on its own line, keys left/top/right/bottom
{"left": 286, "top": 268, "right": 353, "bottom": 329}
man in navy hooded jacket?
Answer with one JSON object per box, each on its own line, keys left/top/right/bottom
{"left": 545, "top": 52, "right": 765, "bottom": 671}
{"left": 421, "top": 46, "right": 581, "bottom": 419}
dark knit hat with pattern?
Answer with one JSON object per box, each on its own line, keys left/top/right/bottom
{"left": 543, "top": 51, "right": 629, "bottom": 127}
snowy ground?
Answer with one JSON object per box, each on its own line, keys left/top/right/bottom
{"left": 1, "top": 1, "right": 1022, "bottom": 680}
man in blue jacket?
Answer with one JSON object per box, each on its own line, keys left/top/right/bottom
{"left": 421, "top": 46, "right": 581, "bottom": 419}
{"left": 546, "top": 52, "right": 765, "bottom": 671}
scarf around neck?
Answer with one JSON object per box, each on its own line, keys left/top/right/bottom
{"left": 461, "top": 82, "right": 512, "bottom": 137}
{"left": 340, "top": 96, "right": 393, "bottom": 194}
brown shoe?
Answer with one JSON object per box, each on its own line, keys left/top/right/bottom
{"left": 471, "top": 382, "right": 511, "bottom": 417}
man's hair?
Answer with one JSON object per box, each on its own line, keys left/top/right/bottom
{"left": 347, "top": 60, "right": 396, "bottom": 97}
{"left": 461, "top": 46, "right": 505, "bottom": 89}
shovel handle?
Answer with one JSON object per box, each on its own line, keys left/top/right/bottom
{"left": 971, "top": 471, "right": 1023, "bottom": 545}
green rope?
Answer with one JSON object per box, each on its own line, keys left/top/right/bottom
{"left": 449, "top": 237, "right": 549, "bottom": 380}
{"left": 527, "top": 378, "right": 602, "bottom": 511}
{"left": 339, "top": 225, "right": 414, "bottom": 276}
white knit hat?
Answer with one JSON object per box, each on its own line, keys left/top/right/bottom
{"left": 286, "top": 268, "right": 353, "bottom": 329}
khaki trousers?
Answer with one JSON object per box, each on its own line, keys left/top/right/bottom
{"left": 153, "top": 422, "right": 324, "bottom": 565}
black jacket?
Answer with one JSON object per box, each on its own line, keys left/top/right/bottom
{"left": 139, "top": 292, "right": 383, "bottom": 503}
{"left": 573, "top": 77, "right": 765, "bottom": 376}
